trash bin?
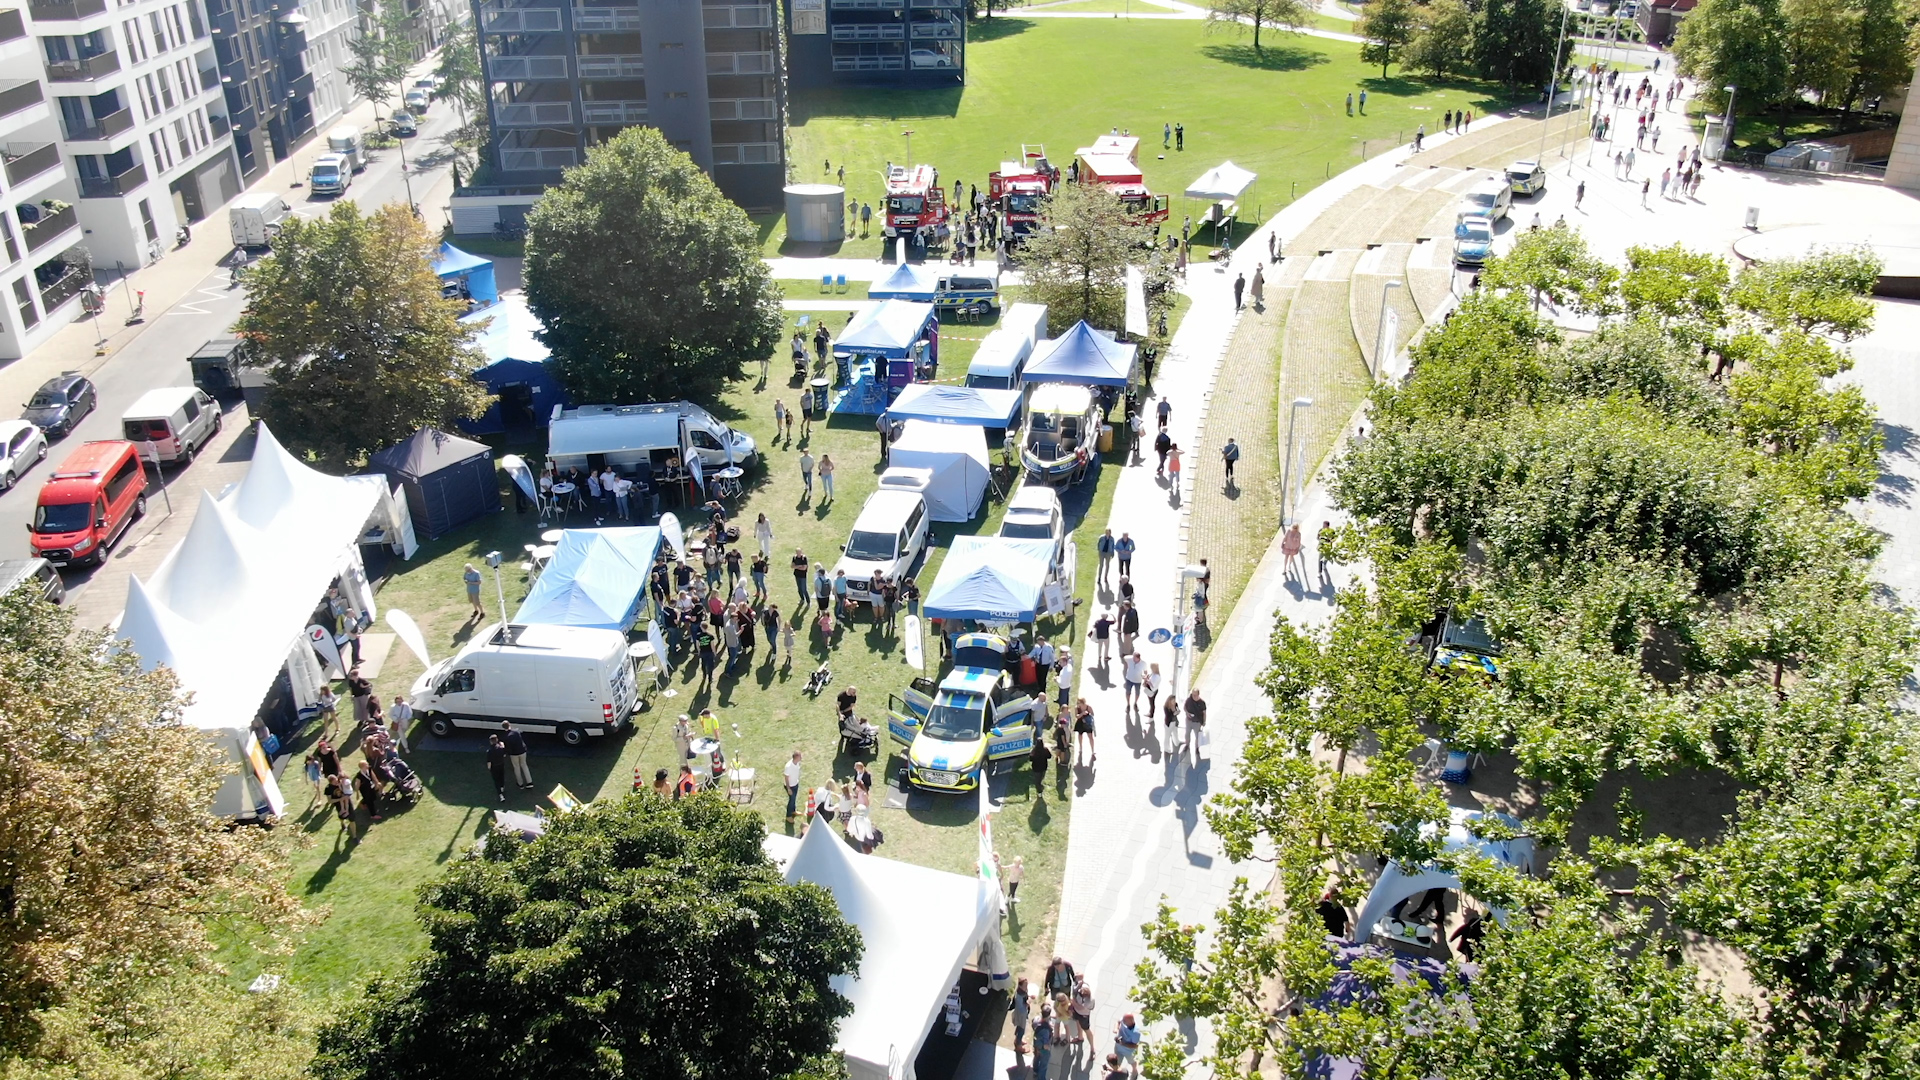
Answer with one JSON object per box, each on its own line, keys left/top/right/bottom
{"left": 809, "top": 377, "right": 831, "bottom": 417}
{"left": 1097, "top": 424, "right": 1114, "bottom": 453}
{"left": 1744, "top": 206, "right": 1760, "bottom": 230}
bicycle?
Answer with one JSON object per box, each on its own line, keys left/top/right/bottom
{"left": 492, "top": 222, "right": 527, "bottom": 243}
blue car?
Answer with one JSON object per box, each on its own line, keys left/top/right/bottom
{"left": 1454, "top": 215, "right": 1494, "bottom": 267}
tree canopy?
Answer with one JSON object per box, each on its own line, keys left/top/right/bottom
{"left": 1018, "top": 182, "right": 1159, "bottom": 331}
{"left": 235, "top": 202, "right": 487, "bottom": 467}
{"left": 524, "top": 126, "right": 782, "bottom": 406}
{"left": 1675, "top": 0, "right": 1914, "bottom": 117}
{"left": 311, "top": 795, "right": 860, "bottom": 1080}
{"left": 1204, "top": 0, "right": 1311, "bottom": 52}
{"left": 1357, "top": 0, "right": 1421, "bottom": 76}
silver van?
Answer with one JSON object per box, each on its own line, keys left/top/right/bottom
{"left": 121, "top": 386, "right": 220, "bottom": 466}
{"left": 1459, "top": 176, "right": 1513, "bottom": 223}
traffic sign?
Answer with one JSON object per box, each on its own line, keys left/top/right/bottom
{"left": 1172, "top": 633, "right": 1186, "bottom": 650}
{"left": 1148, "top": 628, "right": 1172, "bottom": 644}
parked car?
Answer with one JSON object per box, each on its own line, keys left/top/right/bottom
{"left": 832, "top": 488, "right": 930, "bottom": 606}
{"left": 909, "top": 48, "right": 954, "bottom": 68}
{"left": 121, "top": 386, "right": 222, "bottom": 466}
{"left": 887, "top": 633, "right": 1039, "bottom": 792}
{"left": 405, "top": 89, "right": 430, "bottom": 114}
{"left": 389, "top": 109, "right": 418, "bottom": 137}
{"left": 0, "top": 557, "right": 64, "bottom": 603}
{"left": 998, "top": 483, "right": 1067, "bottom": 572}
{"left": 21, "top": 372, "right": 96, "bottom": 438}
{"left": 308, "top": 154, "right": 353, "bottom": 196}
{"left": 1417, "top": 611, "right": 1505, "bottom": 679}
{"left": 29, "top": 440, "right": 146, "bottom": 568}
{"left": 0, "top": 419, "right": 48, "bottom": 493}
{"left": 1458, "top": 176, "right": 1513, "bottom": 223}
{"left": 1453, "top": 215, "right": 1495, "bottom": 267}
{"left": 1506, "top": 159, "right": 1548, "bottom": 196}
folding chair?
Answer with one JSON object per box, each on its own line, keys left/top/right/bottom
{"left": 728, "top": 762, "right": 757, "bottom": 804}
{"left": 835, "top": 273, "right": 848, "bottom": 292}
{"left": 820, "top": 273, "right": 832, "bottom": 292}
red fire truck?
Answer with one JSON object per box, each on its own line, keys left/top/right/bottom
{"left": 987, "top": 144, "right": 1056, "bottom": 239}
{"left": 1071, "top": 134, "right": 1171, "bottom": 224}
{"left": 882, "top": 163, "right": 951, "bottom": 242}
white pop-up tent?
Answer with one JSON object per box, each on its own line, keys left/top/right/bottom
{"left": 115, "top": 424, "right": 395, "bottom": 821}
{"left": 779, "top": 824, "right": 1002, "bottom": 1080}
{"left": 1352, "top": 807, "right": 1539, "bottom": 937}
{"left": 887, "top": 419, "right": 989, "bottom": 522}
{"left": 1184, "top": 161, "right": 1258, "bottom": 202}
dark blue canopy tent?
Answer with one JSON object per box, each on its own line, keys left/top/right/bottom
{"left": 435, "top": 242, "right": 499, "bottom": 304}
{"left": 1022, "top": 320, "right": 1137, "bottom": 388}
{"left": 460, "top": 295, "right": 566, "bottom": 435}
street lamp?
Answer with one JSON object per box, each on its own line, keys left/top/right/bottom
{"left": 901, "top": 128, "right": 914, "bottom": 167}
{"left": 1278, "top": 396, "right": 1314, "bottom": 527}
{"left": 1721, "top": 85, "right": 1738, "bottom": 162}
{"left": 1537, "top": 0, "right": 1572, "bottom": 166}
{"left": 485, "top": 550, "right": 507, "bottom": 624}
{"left": 1375, "top": 279, "right": 1403, "bottom": 381}
{"left": 390, "top": 119, "right": 418, "bottom": 215}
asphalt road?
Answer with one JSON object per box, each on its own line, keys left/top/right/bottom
{"left": 1, "top": 85, "right": 466, "bottom": 605}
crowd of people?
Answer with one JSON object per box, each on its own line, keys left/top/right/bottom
{"left": 1008, "top": 957, "right": 1143, "bottom": 1079}
{"left": 302, "top": 674, "right": 422, "bottom": 837}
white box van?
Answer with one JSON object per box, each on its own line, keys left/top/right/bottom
{"left": 966, "top": 328, "right": 1033, "bottom": 390}
{"left": 1458, "top": 176, "right": 1513, "bottom": 223}
{"left": 409, "top": 622, "right": 638, "bottom": 745}
{"left": 326, "top": 124, "right": 365, "bottom": 172}
{"left": 547, "top": 401, "right": 757, "bottom": 473}
{"left": 229, "top": 192, "right": 290, "bottom": 248}
{"left": 832, "top": 486, "right": 929, "bottom": 605}
{"left": 121, "top": 386, "right": 221, "bottom": 466}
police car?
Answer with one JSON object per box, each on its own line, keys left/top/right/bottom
{"left": 887, "top": 633, "right": 1038, "bottom": 791}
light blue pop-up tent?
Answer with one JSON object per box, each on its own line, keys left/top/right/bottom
{"left": 867, "top": 260, "right": 941, "bottom": 302}
{"left": 460, "top": 294, "right": 566, "bottom": 435}
{"left": 1022, "top": 320, "right": 1137, "bottom": 388}
{"left": 435, "top": 242, "right": 499, "bottom": 304}
{"left": 515, "top": 527, "right": 662, "bottom": 630}
{"left": 922, "top": 537, "right": 1053, "bottom": 623}
{"left": 885, "top": 382, "right": 1023, "bottom": 429}
{"left": 836, "top": 299, "right": 938, "bottom": 360}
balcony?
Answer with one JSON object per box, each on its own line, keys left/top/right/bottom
{"left": 481, "top": 6, "right": 561, "bottom": 32}
{"left": 703, "top": 4, "right": 772, "bottom": 27}
{"left": 0, "top": 9, "right": 24, "bottom": 42}
{"left": 709, "top": 96, "right": 776, "bottom": 120}
{"left": 500, "top": 145, "right": 577, "bottom": 170}
{"left": 27, "top": 0, "right": 105, "bottom": 18}
{"left": 580, "top": 98, "right": 645, "bottom": 124}
{"left": 705, "top": 50, "right": 773, "bottom": 74}
{"left": 2, "top": 141, "right": 59, "bottom": 185}
{"left": 285, "top": 70, "right": 314, "bottom": 98}
{"left": 37, "top": 263, "right": 88, "bottom": 311}
{"left": 200, "top": 66, "right": 219, "bottom": 91}
{"left": 832, "top": 22, "right": 901, "bottom": 39}
{"left": 21, "top": 203, "right": 76, "bottom": 253}
{"left": 494, "top": 100, "right": 573, "bottom": 126}
{"left": 832, "top": 53, "right": 903, "bottom": 69}
{"left": 909, "top": 18, "right": 958, "bottom": 38}
{"left": 488, "top": 53, "right": 569, "bottom": 79}
{"left": 830, "top": 0, "right": 903, "bottom": 8}
{"left": 0, "top": 79, "right": 40, "bottom": 120}
{"left": 909, "top": 0, "right": 963, "bottom": 7}
{"left": 78, "top": 160, "right": 145, "bottom": 198}
{"left": 571, "top": 5, "right": 639, "bottom": 30}
{"left": 208, "top": 111, "right": 228, "bottom": 137}
{"left": 574, "top": 52, "right": 644, "bottom": 78}
{"left": 63, "top": 104, "right": 133, "bottom": 140}
{"left": 45, "top": 49, "right": 119, "bottom": 81}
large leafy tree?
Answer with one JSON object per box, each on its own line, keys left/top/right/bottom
{"left": 1406, "top": 0, "right": 1477, "bottom": 78}
{"left": 1357, "top": 0, "right": 1421, "bottom": 76}
{"left": 310, "top": 795, "right": 860, "bottom": 1080}
{"left": 236, "top": 202, "right": 486, "bottom": 467}
{"left": 1204, "top": 0, "right": 1312, "bottom": 53}
{"left": 1674, "top": 0, "right": 1792, "bottom": 125}
{"left": 1472, "top": 0, "right": 1564, "bottom": 87}
{"left": 0, "top": 589, "right": 302, "bottom": 1061}
{"left": 343, "top": 3, "right": 414, "bottom": 116}
{"left": 1019, "top": 182, "right": 1156, "bottom": 331}
{"left": 524, "top": 126, "right": 782, "bottom": 405}
{"left": 1478, "top": 224, "right": 1620, "bottom": 314}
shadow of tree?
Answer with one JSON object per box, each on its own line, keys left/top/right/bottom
{"left": 790, "top": 85, "right": 965, "bottom": 123}
{"left": 969, "top": 16, "right": 1037, "bottom": 42}
{"left": 1199, "top": 42, "right": 1330, "bottom": 73}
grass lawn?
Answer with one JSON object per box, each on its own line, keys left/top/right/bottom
{"left": 1684, "top": 100, "right": 1897, "bottom": 158}
{"left": 265, "top": 320, "right": 1149, "bottom": 993}
{"left": 778, "top": 277, "right": 873, "bottom": 301}
{"left": 764, "top": 17, "right": 1520, "bottom": 259}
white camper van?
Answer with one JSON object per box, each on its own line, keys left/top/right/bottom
{"left": 547, "top": 401, "right": 756, "bottom": 473}
{"left": 121, "top": 386, "right": 221, "bottom": 465}
{"left": 410, "top": 622, "right": 638, "bottom": 745}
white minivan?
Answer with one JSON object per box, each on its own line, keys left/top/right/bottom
{"left": 121, "top": 386, "right": 221, "bottom": 466}
{"left": 832, "top": 486, "right": 930, "bottom": 606}
{"left": 1458, "top": 176, "right": 1513, "bottom": 223}
{"left": 409, "top": 622, "right": 638, "bottom": 745}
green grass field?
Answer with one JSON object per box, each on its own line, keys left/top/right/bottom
{"left": 766, "top": 18, "right": 1518, "bottom": 258}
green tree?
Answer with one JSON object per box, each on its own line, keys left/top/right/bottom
{"left": 1730, "top": 248, "right": 1881, "bottom": 338}
{"left": 1472, "top": 0, "right": 1564, "bottom": 87}
{"left": 1204, "top": 0, "right": 1312, "bottom": 53}
{"left": 1785, "top": 0, "right": 1860, "bottom": 106}
{"left": 1620, "top": 243, "right": 1731, "bottom": 333}
{"left": 432, "top": 18, "right": 484, "bottom": 125}
{"left": 1729, "top": 329, "right": 1880, "bottom": 504}
{"left": 524, "top": 126, "right": 782, "bottom": 405}
{"left": 1479, "top": 224, "right": 1620, "bottom": 314}
{"left": 236, "top": 202, "right": 487, "bottom": 467}
{"left": 1374, "top": 289, "right": 1559, "bottom": 425}
{"left": 1017, "top": 182, "right": 1155, "bottom": 331}
{"left": 1847, "top": 0, "right": 1917, "bottom": 109}
{"left": 1406, "top": 0, "right": 1477, "bottom": 78}
{"left": 343, "top": 4, "right": 414, "bottom": 115}
{"left": 1674, "top": 0, "right": 1792, "bottom": 130}
{"left": 1358, "top": 0, "right": 1421, "bottom": 76}
{"left": 0, "top": 589, "right": 302, "bottom": 1059}
{"left": 310, "top": 795, "right": 859, "bottom": 1080}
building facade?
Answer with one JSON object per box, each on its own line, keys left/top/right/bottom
{"left": 204, "top": 0, "right": 319, "bottom": 182}
{"left": 783, "top": 0, "right": 962, "bottom": 90}
{"left": 469, "top": 0, "right": 785, "bottom": 210}
{"left": 0, "top": 0, "right": 241, "bottom": 360}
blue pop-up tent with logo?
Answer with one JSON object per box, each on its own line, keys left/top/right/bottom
{"left": 836, "top": 299, "right": 939, "bottom": 360}
{"left": 460, "top": 295, "right": 566, "bottom": 435}
{"left": 922, "top": 537, "right": 1053, "bottom": 623}
{"left": 434, "top": 242, "right": 499, "bottom": 304}
{"left": 514, "top": 527, "right": 662, "bottom": 630}
{"left": 1022, "top": 320, "right": 1137, "bottom": 388}
{"left": 867, "top": 261, "right": 941, "bottom": 302}
{"left": 885, "top": 382, "right": 1023, "bottom": 430}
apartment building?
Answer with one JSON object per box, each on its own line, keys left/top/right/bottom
{"left": 470, "top": 0, "right": 785, "bottom": 211}
{"left": 204, "top": 0, "right": 321, "bottom": 182}
{"left": 0, "top": 0, "right": 238, "bottom": 360}
{"left": 783, "top": 0, "right": 963, "bottom": 88}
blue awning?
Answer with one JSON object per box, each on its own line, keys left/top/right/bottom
{"left": 435, "top": 242, "right": 499, "bottom": 304}
{"left": 462, "top": 293, "right": 549, "bottom": 365}
{"left": 836, "top": 299, "right": 937, "bottom": 358}
{"left": 922, "top": 537, "right": 1053, "bottom": 623}
{"left": 868, "top": 261, "right": 941, "bottom": 302}
{"left": 1022, "top": 320, "right": 1137, "bottom": 388}
{"left": 885, "top": 383, "right": 1023, "bottom": 429}
{"left": 514, "top": 527, "right": 662, "bottom": 630}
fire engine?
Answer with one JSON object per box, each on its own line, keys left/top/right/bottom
{"left": 1071, "top": 134, "right": 1171, "bottom": 225}
{"left": 987, "top": 144, "right": 1057, "bottom": 239}
{"left": 882, "top": 163, "right": 951, "bottom": 241}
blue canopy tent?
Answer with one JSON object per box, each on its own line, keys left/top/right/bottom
{"left": 867, "top": 261, "right": 941, "bottom": 302}
{"left": 835, "top": 299, "right": 939, "bottom": 360}
{"left": 459, "top": 295, "right": 566, "bottom": 435}
{"left": 922, "top": 537, "right": 1053, "bottom": 623}
{"left": 884, "top": 383, "right": 1023, "bottom": 430}
{"left": 435, "top": 242, "right": 499, "bottom": 304}
{"left": 1022, "top": 320, "right": 1137, "bottom": 388}
{"left": 514, "top": 526, "right": 663, "bottom": 630}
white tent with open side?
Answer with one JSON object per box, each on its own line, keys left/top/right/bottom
{"left": 887, "top": 419, "right": 989, "bottom": 522}
{"left": 780, "top": 823, "right": 1001, "bottom": 1080}
{"left": 1352, "top": 808, "right": 1540, "bottom": 939}
{"left": 1184, "top": 161, "right": 1258, "bottom": 201}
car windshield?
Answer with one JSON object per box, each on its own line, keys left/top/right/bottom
{"left": 1507, "top": 169, "right": 1532, "bottom": 181}
{"left": 888, "top": 196, "right": 924, "bottom": 214}
{"left": 845, "top": 529, "right": 896, "bottom": 561}
{"left": 27, "top": 390, "right": 65, "bottom": 408}
{"left": 1001, "top": 516, "right": 1052, "bottom": 540}
{"left": 1458, "top": 223, "right": 1493, "bottom": 243}
{"left": 314, "top": 165, "right": 339, "bottom": 178}
{"left": 923, "top": 692, "right": 986, "bottom": 741}
{"left": 33, "top": 501, "right": 91, "bottom": 534}
{"left": 1465, "top": 192, "right": 1496, "bottom": 208}
{"left": 1008, "top": 194, "right": 1040, "bottom": 213}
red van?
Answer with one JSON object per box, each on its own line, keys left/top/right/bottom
{"left": 29, "top": 441, "right": 146, "bottom": 567}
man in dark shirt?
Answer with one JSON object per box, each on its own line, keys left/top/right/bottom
{"left": 791, "top": 548, "right": 811, "bottom": 603}
{"left": 1183, "top": 688, "right": 1208, "bottom": 759}
{"left": 501, "top": 721, "right": 532, "bottom": 790}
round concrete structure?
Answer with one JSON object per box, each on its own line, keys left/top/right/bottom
{"left": 785, "top": 184, "right": 846, "bottom": 244}
{"left": 1732, "top": 223, "right": 1920, "bottom": 298}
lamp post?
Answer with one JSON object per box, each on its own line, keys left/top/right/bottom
{"left": 1720, "top": 85, "right": 1738, "bottom": 162}
{"left": 1537, "top": 0, "right": 1572, "bottom": 166}
{"left": 1278, "top": 396, "right": 1313, "bottom": 527}
{"left": 393, "top": 120, "right": 418, "bottom": 215}
{"left": 901, "top": 128, "right": 914, "bottom": 167}
{"left": 1375, "top": 280, "right": 1403, "bottom": 381}
{"left": 485, "top": 550, "right": 507, "bottom": 624}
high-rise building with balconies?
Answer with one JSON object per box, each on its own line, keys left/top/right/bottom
{"left": 469, "top": 0, "right": 785, "bottom": 211}
{"left": 203, "top": 0, "right": 320, "bottom": 181}
{"left": 0, "top": 0, "right": 240, "bottom": 360}
{"left": 783, "top": 0, "right": 963, "bottom": 88}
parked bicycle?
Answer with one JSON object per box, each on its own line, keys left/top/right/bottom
{"left": 492, "top": 221, "right": 527, "bottom": 243}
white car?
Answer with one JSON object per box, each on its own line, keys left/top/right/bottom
{"left": 832, "top": 488, "right": 930, "bottom": 605}
{"left": 405, "top": 89, "right": 430, "bottom": 114}
{"left": 0, "top": 418, "right": 48, "bottom": 493}
{"left": 998, "top": 484, "right": 1067, "bottom": 570}
{"left": 910, "top": 48, "right": 954, "bottom": 69}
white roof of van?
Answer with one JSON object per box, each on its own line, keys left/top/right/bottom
{"left": 473, "top": 621, "right": 625, "bottom": 654}
{"left": 851, "top": 487, "right": 925, "bottom": 530}
{"left": 123, "top": 385, "right": 202, "bottom": 419}
{"left": 967, "top": 328, "right": 1030, "bottom": 376}
{"left": 548, "top": 402, "right": 700, "bottom": 457}
{"left": 231, "top": 192, "right": 285, "bottom": 210}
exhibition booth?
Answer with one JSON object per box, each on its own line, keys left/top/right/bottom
{"left": 460, "top": 294, "right": 566, "bottom": 434}
{"left": 434, "top": 242, "right": 500, "bottom": 305}
{"left": 922, "top": 537, "right": 1055, "bottom": 624}
{"left": 832, "top": 300, "right": 941, "bottom": 415}
{"left": 886, "top": 421, "right": 990, "bottom": 522}
{"left": 1022, "top": 320, "right": 1138, "bottom": 389}
{"left": 885, "top": 383, "right": 1024, "bottom": 433}
{"left": 1352, "top": 808, "right": 1539, "bottom": 946}
{"left": 365, "top": 427, "right": 501, "bottom": 540}
{"left": 514, "top": 527, "right": 663, "bottom": 631}
{"left": 116, "top": 424, "right": 408, "bottom": 821}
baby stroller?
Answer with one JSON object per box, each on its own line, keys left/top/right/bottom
{"left": 380, "top": 755, "right": 425, "bottom": 804}
{"left": 839, "top": 712, "right": 879, "bottom": 755}
{"left": 804, "top": 662, "right": 834, "bottom": 697}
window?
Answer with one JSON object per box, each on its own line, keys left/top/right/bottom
{"left": 121, "top": 19, "right": 148, "bottom": 62}
{"left": 181, "top": 395, "right": 200, "bottom": 421}
{"left": 191, "top": 109, "right": 209, "bottom": 149}
{"left": 174, "top": 118, "right": 190, "bottom": 159}
{"left": 165, "top": 6, "right": 186, "bottom": 48}
{"left": 158, "top": 68, "right": 175, "bottom": 110}
{"left": 104, "top": 455, "right": 141, "bottom": 502}
{"left": 177, "top": 60, "right": 194, "bottom": 101}
{"left": 438, "top": 669, "right": 476, "bottom": 695}
{"left": 138, "top": 75, "right": 159, "bottom": 119}
{"left": 149, "top": 12, "right": 168, "bottom": 52}
{"left": 148, "top": 132, "right": 173, "bottom": 171}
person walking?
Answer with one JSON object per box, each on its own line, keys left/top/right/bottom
{"left": 792, "top": 548, "right": 811, "bottom": 602}
{"left": 1156, "top": 396, "right": 1172, "bottom": 430}
{"left": 1091, "top": 609, "right": 1114, "bottom": 665}
{"left": 1232, "top": 273, "right": 1245, "bottom": 311}
{"left": 1174, "top": 122, "right": 1184, "bottom": 150}
{"left": 1070, "top": 975, "right": 1096, "bottom": 1050}
{"left": 1115, "top": 532, "right": 1135, "bottom": 576}
{"left": 1641, "top": 177, "right": 1651, "bottom": 207}
{"left": 1220, "top": 437, "right": 1240, "bottom": 487}
{"left": 1282, "top": 523, "right": 1306, "bottom": 579}
{"left": 1054, "top": 650, "right": 1075, "bottom": 710}
{"left": 1012, "top": 976, "right": 1034, "bottom": 1054}
{"left": 876, "top": 412, "right": 892, "bottom": 461}
{"left": 1359, "top": 88, "right": 1368, "bottom": 113}
{"left": 354, "top": 760, "right": 384, "bottom": 824}
{"left": 1096, "top": 528, "right": 1116, "bottom": 584}
{"left": 1162, "top": 122, "right": 1171, "bottom": 148}
{"left": 328, "top": 773, "right": 358, "bottom": 838}
{"left": 1183, "top": 687, "right": 1208, "bottom": 759}
{"left": 501, "top": 721, "right": 533, "bottom": 789}
{"left": 1144, "top": 661, "right": 1164, "bottom": 719}
{"left": 1167, "top": 444, "right": 1183, "bottom": 490}
{"left": 1316, "top": 520, "right": 1335, "bottom": 576}
{"left": 1268, "top": 231, "right": 1280, "bottom": 263}
{"left": 464, "top": 563, "right": 484, "bottom": 618}
{"left": 1072, "top": 698, "right": 1097, "bottom": 764}
{"left": 755, "top": 513, "right": 774, "bottom": 559}
{"left": 1250, "top": 264, "right": 1265, "bottom": 309}
{"left": 1113, "top": 1014, "right": 1143, "bottom": 1077}
{"left": 1122, "top": 651, "right": 1146, "bottom": 715}
{"left": 819, "top": 454, "right": 836, "bottom": 504}
{"left": 860, "top": 202, "right": 872, "bottom": 236}
{"left": 387, "top": 695, "right": 413, "bottom": 754}
{"left": 1154, "top": 427, "right": 1172, "bottom": 475}
{"left": 1444, "top": 108, "right": 1453, "bottom": 131}
{"left": 784, "top": 750, "right": 803, "bottom": 818}
{"left": 1033, "top": 1003, "right": 1056, "bottom": 1080}
{"left": 485, "top": 734, "right": 509, "bottom": 802}
{"left": 1346, "top": 91, "right": 1354, "bottom": 115}
{"left": 799, "top": 450, "right": 815, "bottom": 498}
